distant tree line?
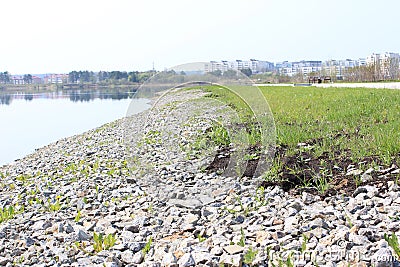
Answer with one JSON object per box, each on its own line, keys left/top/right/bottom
{"left": 208, "top": 68, "right": 253, "bottom": 78}
{"left": 0, "top": 72, "right": 10, "bottom": 84}
{"left": 23, "top": 74, "right": 33, "bottom": 84}
{"left": 68, "top": 70, "right": 156, "bottom": 84}
{"left": 68, "top": 71, "right": 96, "bottom": 83}
{"left": 344, "top": 62, "right": 400, "bottom": 82}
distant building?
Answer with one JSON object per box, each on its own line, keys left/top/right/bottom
{"left": 380, "top": 52, "right": 400, "bottom": 79}
{"left": 366, "top": 52, "right": 400, "bottom": 79}
{"left": 366, "top": 53, "right": 381, "bottom": 66}
{"left": 358, "top": 58, "right": 367, "bottom": 66}
{"left": 44, "top": 74, "right": 68, "bottom": 84}
{"left": 205, "top": 61, "right": 229, "bottom": 73}
{"left": 11, "top": 76, "right": 25, "bottom": 85}
{"left": 205, "top": 59, "right": 274, "bottom": 74}
{"left": 276, "top": 60, "right": 322, "bottom": 77}
{"left": 32, "top": 76, "right": 43, "bottom": 84}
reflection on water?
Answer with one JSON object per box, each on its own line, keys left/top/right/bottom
{"left": 0, "top": 94, "right": 11, "bottom": 105}
{"left": 0, "top": 88, "right": 137, "bottom": 105}
{"left": 0, "top": 87, "right": 149, "bottom": 166}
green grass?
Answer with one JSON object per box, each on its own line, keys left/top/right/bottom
{"left": 200, "top": 85, "right": 266, "bottom": 147}
{"left": 142, "top": 236, "right": 153, "bottom": 257}
{"left": 47, "top": 196, "right": 62, "bottom": 212}
{"left": 243, "top": 247, "right": 258, "bottom": 265}
{"left": 198, "top": 84, "right": 400, "bottom": 192}
{"left": 253, "top": 85, "right": 400, "bottom": 191}
{"left": 0, "top": 205, "right": 17, "bottom": 223}
{"left": 197, "top": 234, "right": 207, "bottom": 242}
{"left": 384, "top": 233, "right": 400, "bottom": 258}
{"left": 261, "top": 86, "right": 400, "bottom": 161}
{"left": 237, "top": 228, "right": 246, "bottom": 247}
{"left": 93, "top": 232, "right": 117, "bottom": 252}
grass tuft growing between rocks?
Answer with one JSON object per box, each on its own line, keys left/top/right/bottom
{"left": 93, "top": 232, "right": 117, "bottom": 253}
{"left": 243, "top": 247, "right": 258, "bottom": 265}
{"left": 0, "top": 204, "right": 20, "bottom": 223}
{"left": 142, "top": 236, "right": 153, "bottom": 257}
{"left": 384, "top": 233, "right": 400, "bottom": 258}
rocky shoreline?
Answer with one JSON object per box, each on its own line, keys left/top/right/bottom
{"left": 1, "top": 103, "right": 400, "bottom": 266}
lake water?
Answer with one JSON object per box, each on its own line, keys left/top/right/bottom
{"left": 0, "top": 89, "right": 150, "bottom": 166}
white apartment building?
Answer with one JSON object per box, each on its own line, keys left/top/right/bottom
{"left": 276, "top": 61, "right": 322, "bottom": 77}
{"left": 205, "top": 59, "right": 274, "bottom": 74}
{"left": 204, "top": 61, "right": 229, "bottom": 73}
{"left": 366, "top": 53, "right": 381, "bottom": 66}
{"left": 380, "top": 52, "right": 400, "bottom": 79}
{"left": 322, "top": 58, "right": 366, "bottom": 79}
{"left": 366, "top": 52, "right": 400, "bottom": 79}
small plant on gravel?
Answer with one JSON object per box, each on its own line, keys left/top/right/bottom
{"left": 384, "top": 233, "right": 400, "bottom": 258}
{"left": 13, "top": 256, "right": 25, "bottom": 265}
{"left": 353, "top": 174, "right": 363, "bottom": 187}
{"left": 244, "top": 153, "right": 260, "bottom": 161}
{"left": 237, "top": 228, "right": 246, "bottom": 247}
{"left": 35, "top": 197, "right": 43, "bottom": 205}
{"left": 208, "top": 122, "right": 230, "bottom": 147}
{"left": 197, "top": 234, "right": 207, "bottom": 242}
{"left": 47, "top": 196, "right": 62, "bottom": 212}
{"left": 285, "top": 252, "right": 295, "bottom": 267}
{"left": 92, "top": 161, "right": 100, "bottom": 172}
{"left": 339, "top": 199, "right": 354, "bottom": 228}
{"left": 223, "top": 206, "right": 237, "bottom": 215}
{"left": 81, "top": 167, "right": 89, "bottom": 178}
{"left": 301, "top": 234, "right": 309, "bottom": 253}
{"left": 16, "top": 173, "right": 31, "bottom": 183}
{"left": 74, "top": 210, "right": 81, "bottom": 222}
{"left": 273, "top": 252, "right": 294, "bottom": 267}
{"left": 142, "top": 236, "right": 153, "bottom": 257}
{"left": 143, "top": 130, "right": 161, "bottom": 145}
{"left": 93, "top": 232, "right": 117, "bottom": 252}
{"left": 147, "top": 203, "right": 154, "bottom": 214}
{"left": 243, "top": 247, "right": 258, "bottom": 265}
{"left": 234, "top": 195, "right": 250, "bottom": 216}
{"left": 74, "top": 241, "right": 91, "bottom": 254}
{"left": 0, "top": 205, "right": 17, "bottom": 223}
{"left": 28, "top": 188, "right": 38, "bottom": 196}
{"left": 314, "top": 174, "right": 330, "bottom": 194}
{"left": 65, "top": 162, "right": 78, "bottom": 174}
{"left": 255, "top": 186, "right": 268, "bottom": 207}
{"left": 263, "top": 157, "right": 283, "bottom": 182}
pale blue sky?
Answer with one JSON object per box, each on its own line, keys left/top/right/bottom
{"left": 1, "top": 0, "right": 399, "bottom": 73}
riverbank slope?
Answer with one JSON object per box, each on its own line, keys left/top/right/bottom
{"left": 0, "top": 107, "right": 399, "bottom": 266}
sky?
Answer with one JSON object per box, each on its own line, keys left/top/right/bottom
{"left": 1, "top": 0, "right": 400, "bottom": 74}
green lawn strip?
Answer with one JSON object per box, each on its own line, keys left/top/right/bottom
{"left": 259, "top": 85, "right": 400, "bottom": 192}
{"left": 261, "top": 86, "right": 400, "bottom": 162}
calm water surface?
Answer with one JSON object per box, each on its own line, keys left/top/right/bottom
{"left": 0, "top": 90, "right": 150, "bottom": 166}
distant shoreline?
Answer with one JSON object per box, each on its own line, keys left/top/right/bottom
{"left": 0, "top": 83, "right": 141, "bottom": 92}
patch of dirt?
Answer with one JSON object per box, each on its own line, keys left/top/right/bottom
{"left": 202, "top": 122, "right": 400, "bottom": 197}
{"left": 204, "top": 121, "right": 263, "bottom": 176}
{"left": 205, "top": 145, "right": 261, "bottom": 177}
{"left": 205, "top": 136, "right": 399, "bottom": 198}
{"left": 261, "top": 143, "right": 399, "bottom": 198}
{"left": 205, "top": 147, "right": 231, "bottom": 173}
